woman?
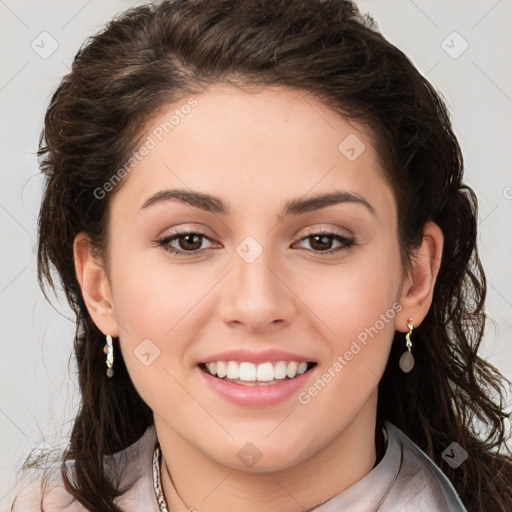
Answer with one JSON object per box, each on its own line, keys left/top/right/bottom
{"left": 11, "top": 0, "right": 512, "bottom": 511}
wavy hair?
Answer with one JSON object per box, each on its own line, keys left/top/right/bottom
{"left": 13, "top": 0, "right": 512, "bottom": 511}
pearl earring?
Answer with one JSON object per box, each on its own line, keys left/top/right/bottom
{"left": 104, "top": 333, "right": 114, "bottom": 378}
{"left": 399, "top": 320, "right": 414, "bottom": 373}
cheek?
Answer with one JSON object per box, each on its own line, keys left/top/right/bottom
{"left": 305, "top": 244, "right": 401, "bottom": 336}
{"left": 299, "top": 241, "right": 402, "bottom": 393}
{"left": 108, "top": 249, "right": 215, "bottom": 399}
{"left": 109, "top": 246, "right": 208, "bottom": 335}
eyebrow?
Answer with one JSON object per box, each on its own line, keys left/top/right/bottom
{"left": 139, "top": 188, "right": 376, "bottom": 217}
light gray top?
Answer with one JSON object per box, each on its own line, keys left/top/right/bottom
{"left": 11, "top": 420, "right": 468, "bottom": 511}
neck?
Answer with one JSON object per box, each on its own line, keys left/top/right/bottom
{"left": 157, "top": 390, "right": 379, "bottom": 512}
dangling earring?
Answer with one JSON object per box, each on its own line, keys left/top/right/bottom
{"left": 104, "top": 333, "right": 114, "bottom": 378}
{"left": 399, "top": 320, "right": 414, "bottom": 373}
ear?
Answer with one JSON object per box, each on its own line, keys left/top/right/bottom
{"left": 395, "top": 221, "right": 444, "bottom": 332}
{"left": 73, "top": 231, "right": 119, "bottom": 337}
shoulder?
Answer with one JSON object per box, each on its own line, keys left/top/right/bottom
{"left": 10, "top": 426, "right": 157, "bottom": 512}
{"left": 384, "top": 421, "right": 468, "bottom": 512}
{"left": 10, "top": 462, "right": 85, "bottom": 512}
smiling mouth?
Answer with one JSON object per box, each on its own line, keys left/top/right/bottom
{"left": 198, "top": 361, "right": 317, "bottom": 386}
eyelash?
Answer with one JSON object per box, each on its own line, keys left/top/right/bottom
{"left": 156, "top": 228, "right": 356, "bottom": 257}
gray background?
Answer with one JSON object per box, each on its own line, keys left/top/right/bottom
{"left": 1, "top": 0, "right": 511, "bottom": 507}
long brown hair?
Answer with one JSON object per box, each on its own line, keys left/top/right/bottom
{"left": 14, "top": 0, "right": 512, "bottom": 511}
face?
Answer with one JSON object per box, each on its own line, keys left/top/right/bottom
{"left": 98, "top": 85, "right": 408, "bottom": 471}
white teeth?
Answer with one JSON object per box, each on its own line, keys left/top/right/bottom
{"left": 257, "top": 362, "right": 274, "bottom": 382}
{"left": 226, "top": 361, "right": 239, "bottom": 379}
{"left": 203, "top": 360, "right": 313, "bottom": 381}
{"left": 239, "top": 362, "right": 256, "bottom": 381}
{"left": 286, "top": 361, "right": 298, "bottom": 378}
{"left": 297, "top": 362, "right": 308, "bottom": 375}
{"left": 216, "top": 361, "right": 227, "bottom": 378}
{"left": 274, "top": 361, "right": 287, "bottom": 379}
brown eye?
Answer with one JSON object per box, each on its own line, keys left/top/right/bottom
{"left": 295, "top": 231, "right": 356, "bottom": 255}
{"left": 175, "top": 233, "right": 203, "bottom": 251}
{"left": 157, "top": 231, "right": 214, "bottom": 255}
{"left": 309, "top": 234, "right": 334, "bottom": 251}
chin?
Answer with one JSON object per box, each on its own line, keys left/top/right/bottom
{"left": 208, "top": 437, "right": 317, "bottom": 474}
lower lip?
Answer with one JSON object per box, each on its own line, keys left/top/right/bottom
{"left": 197, "top": 365, "right": 316, "bottom": 407}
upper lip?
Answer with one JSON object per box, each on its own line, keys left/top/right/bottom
{"left": 200, "top": 349, "right": 316, "bottom": 365}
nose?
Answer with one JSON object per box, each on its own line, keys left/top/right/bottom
{"left": 217, "top": 245, "right": 297, "bottom": 333}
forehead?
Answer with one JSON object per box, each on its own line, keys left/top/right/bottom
{"left": 110, "top": 85, "right": 396, "bottom": 224}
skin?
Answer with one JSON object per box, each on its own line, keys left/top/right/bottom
{"left": 74, "top": 84, "right": 443, "bottom": 511}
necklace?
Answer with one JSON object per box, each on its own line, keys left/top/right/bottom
{"left": 152, "top": 444, "right": 169, "bottom": 512}
{"left": 153, "top": 442, "right": 192, "bottom": 512}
